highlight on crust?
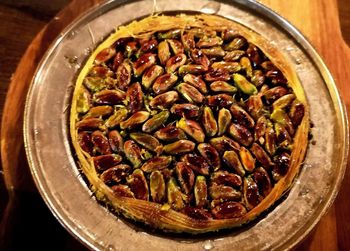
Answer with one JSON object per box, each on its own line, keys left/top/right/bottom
{"left": 70, "top": 14, "right": 309, "bottom": 233}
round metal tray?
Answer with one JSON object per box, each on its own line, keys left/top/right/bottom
{"left": 24, "top": 0, "right": 349, "bottom": 250}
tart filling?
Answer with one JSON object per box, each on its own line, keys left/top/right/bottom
{"left": 70, "top": 14, "right": 309, "bottom": 233}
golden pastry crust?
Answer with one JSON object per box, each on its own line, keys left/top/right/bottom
{"left": 70, "top": 14, "right": 309, "bottom": 233}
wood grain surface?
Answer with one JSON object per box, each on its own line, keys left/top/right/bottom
{"left": 0, "top": 0, "right": 349, "bottom": 250}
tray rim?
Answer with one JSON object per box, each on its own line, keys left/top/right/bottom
{"left": 23, "top": 0, "right": 349, "bottom": 250}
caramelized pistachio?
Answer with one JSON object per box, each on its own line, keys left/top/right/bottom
{"left": 209, "top": 184, "right": 241, "bottom": 201}
{"left": 127, "top": 169, "right": 149, "bottom": 201}
{"left": 247, "top": 43, "right": 262, "bottom": 66}
{"left": 112, "top": 37, "right": 133, "bottom": 50}
{"left": 211, "top": 62, "right": 241, "bottom": 73}
{"left": 167, "top": 178, "right": 187, "bottom": 210}
{"left": 196, "top": 36, "right": 223, "bottom": 48}
{"left": 272, "top": 152, "right": 291, "bottom": 181}
{"left": 83, "top": 77, "right": 107, "bottom": 92}
{"left": 222, "top": 150, "right": 245, "bottom": 176}
{"left": 181, "top": 32, "right": 195, "bottom": 51}
{"left": 105, "top": 107, "right": 128, "bottom": 128}
{"left": 224, "top": 50, "right": 245, "bottom": 61}
{"left": 204, "top": 68, "right": 231, "bottom": 82}
{"left": 183, "top": 74, "right": 208, "bottom": 94}
{"left": 250, "top": 143, "right": 274, "bottom": 169}
{"left": 95, "top": 47, "right": 116, "bottom": 64}
{"left": 211, "top": 171, "right": 242, "bottom": 187}
{"left": 76, "top": 88, "right": 91, "bottom": 114}
{"left": 181, "top": 154, "right": 210, "bottom": 176}
{"left": 76, "top": 118, "right": 103, "bottom": 131}
{"left": 139, "top": 38, "right": 158, "bottom": 54}
{"left": 289, "top": 100, "right": 305, "bottom": 127}
{"left": 91, "top": 130, "right": 112, "bottom": 155}
{"left": 158, "top": 40, "right": 171, "bottom": 65}
{"left": 233, "top": 73, "right": 257, "bottom": 95}
{"left": 230, "top": 104, "right": 255, "bottom": 129}
{"left": 116, "top": 61, "right": 132, "bottom": 90}
{"left": 163, "top": 140, "right": 195, "bottom": 155}
{"left": 108, "top": 130, "right": 124, "bottom": 153}
{"left": 194, "top": 176, "right": 208, "bottom": 208}
{"left": 112, "top": 184, "right": 134, "bottom": 198}
{"left": 130, "top": 132, "right": 163, "bottom": 155}
{"left": 176, "top": 83, "right": 204, "bottom": 103}
{"left": 165, "top": 53, "right": 187, "bottom": 73}
{"left": 126, "top": 82, "right": 143, "bottom": 113}
{"left": 78, "top": 131, "right": 93, "bottom": 154}
{"left": 252, "top": 167, "right": 272, "bottom": 197}
{"left": 263, "top": 86, "right": 289, "bottom": 105}
{"left": 142, "top": 110, "right": 169, "bottom": 133}
{"left": 198, "top": 143, "right": 221, "bottom": 171}
{"left": 270, "top": 109, "right": 295, "bottom": 136}
{"left": 228, "top": 123, "right": 253, "bottom": 147}
{"left": 202, "top": 106, "right": 218, "bottom": 137}
{"left": 209, "top": 136, "right": 240, "bottom": 154}
{"left": 217, "top": 108, "right": 232, "bottom": 136}
{"left": 246, "top": 95, "right": 264, "bottom": 120}
{"left": 149, "top": 91, "right": 179, "bottom": 109}
{"left": 125, "top": 41, "right": 138, "bottom": 57}
{"left": 254, "top": 116, "right": 267, "bottom": 143}
{"left": 211, "top": 202, "right": 247, "bottom": 219}
{"left": 274, "top": 123, "right": 292, "bottom": 146}
{"left": 154, "top": 126, "right": 187, "bottom": 142}
{"left": 133, "top": 53, "right": 156, "bottom": 77}
{"left": 84, "top": 106, "right": 113, "bottom": 119}
{"left": 265, "top": 125, "right": 277, "bottom": 155}
{"left": 251, "top": 70, "right": 265, "bottom": 87}
{"left": 101, "top": 164, "right": 131, "bottom": 185}
{"left": 141, "top": 156, "right": 172, "bottom": 173}
{"left": 239, "top": 147, "right": 255, "bottom": 172}
{"left": 243, "top": 176, "right": 262, "bottom": 209}
{"left": 150, "top": 171, "right": 166, "bottom": 203}
{"left": 170, "top": 103, "right": 201, "bottom": 118}
{"left": 120, "top": 111, "right": 150, "bottom": 130}
{"left": 93, "top": 89, "right": 126, "bottom": 105}
{"left": 167, "top": 39, "right": 184, "bottom": 54}
{"left": 224, "top": 37, "right": 247, "bottom": 51}
{"left": 124, "top": 140, "right": 143, "bottom": 168}
{"left": 142, "top": 65, "right": 164, "bottom": 89}
{"left": 206, "top": 94, "right": 234, "bottom": 107}
{"left": 176, "top": 162, "right": 195, "bottom": 194}
{"left": 112, "top": 51, "right": 124, "bottom": 71}
{"left": 210, "top": 81, "right": 237, "bottom": 93}
{"left": 266, "top": 69, "right": 287, "bottom": 85}
{"left": 202, "top": 47, "right": 226, "bottom": 57}
{"left": 152, "top": 73, "right": 178, "bottom": 94}
{"left": 272, "top": 93, "right": 295, "bottom": 110}
{"left": 178, "top": 64, "right": 207, "bottom": 75}
{"left": 221, "top": 29, "right": 238, "bottom": 41}
{"left": 240, "top": 57, "right": 253, "bottom": 78}
{"left": 93, "top": 154, "right": 123, "bottom": 172}
{"left": 177, "top": 118, "right": 205, "bottom": 143}
{"left": 190, "top": 49, "right": 210, "bottom": 69}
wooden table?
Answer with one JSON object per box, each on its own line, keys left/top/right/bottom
{"left": 1, "top": 0, "right": 349, "bottom": 250}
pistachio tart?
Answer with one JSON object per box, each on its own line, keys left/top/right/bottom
{"left": 70, "top": 14, "right": 309, "bottom": 233}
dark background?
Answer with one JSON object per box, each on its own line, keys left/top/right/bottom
{"left": 0, "top": 0, "right": 349, "bottom": 250}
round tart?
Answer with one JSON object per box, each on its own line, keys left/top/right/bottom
{"left": 70, "top": 14, "right": 309, "bottom": 233}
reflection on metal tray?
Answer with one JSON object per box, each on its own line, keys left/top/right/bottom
{"left": 24, "top": 0, "right": 348, "bottom": 250}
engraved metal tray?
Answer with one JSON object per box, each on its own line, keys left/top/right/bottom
{"left": 24, "top": 0, "right": 349, "bottom": 250}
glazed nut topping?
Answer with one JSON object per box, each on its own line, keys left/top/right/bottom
{"left": 74, "top": 17, "right": 306, "bottom": 227}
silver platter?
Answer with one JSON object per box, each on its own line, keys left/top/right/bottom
{"left": 24, "top": 0, "right": 349, "bottom": 250}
